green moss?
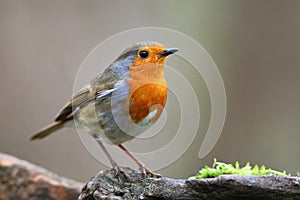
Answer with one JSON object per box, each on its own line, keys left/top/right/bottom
{"left": 189, "top": 159, "right": 288, "bottom": 179}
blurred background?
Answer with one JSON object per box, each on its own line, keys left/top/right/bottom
{"left": 1, "top": 0, "right": 300, "bottom": 182}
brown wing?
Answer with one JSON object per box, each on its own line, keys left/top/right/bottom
{"left": 54, "top": 64, "right": 122, "bottom": 123}
{"left": 55, "top": 85, "right": 92, "bottom": 121}
{"left": 30, "top": 73, "right": 117, "bottom": 141}
{"left": 54, "top": 81, "right": 112, "bottom": 122}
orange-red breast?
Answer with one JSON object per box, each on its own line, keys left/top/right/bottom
{"left": 30, "top": 41, "right": 178, "bottom": 177}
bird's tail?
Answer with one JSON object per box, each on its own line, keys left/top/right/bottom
{"left": 30, "top": 121, "right": 64, "bottom": 140}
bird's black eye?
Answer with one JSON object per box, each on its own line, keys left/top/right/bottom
{"left": 139, "top": 50, "right": 149, "bottom": 58}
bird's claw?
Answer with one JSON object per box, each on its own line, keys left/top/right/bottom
{"left": 111, "top": 165, "right": 132, "bottom": 182}
{"left": 139, "top": 165, "right": 161, "bottom": 178}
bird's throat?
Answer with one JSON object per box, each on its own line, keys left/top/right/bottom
{"left": 127, "top": 65, "right": 167, "bottom": 124}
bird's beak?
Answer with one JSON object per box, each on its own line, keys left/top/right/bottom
{"left": 158, "top": 48, "right": 179, "bottom": 57}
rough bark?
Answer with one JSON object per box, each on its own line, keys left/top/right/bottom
{"left": 0, "top": 152, "right": 82, "bottom": 200}
{"left": 79, "top": 167, "right": 300, "bottom": 200}
{"left": 1, "top": 152, "right": 300, "bottom": 200}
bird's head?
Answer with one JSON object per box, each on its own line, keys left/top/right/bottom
{"left": 129, "top": 41, "right": 178, "bottom": 67}
{"left": 109, "top": 41, "right": 178, "bottom": 81}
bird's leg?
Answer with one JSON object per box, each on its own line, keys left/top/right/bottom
{"left": 96, "top": 140, "right": 120, "bottom": 175}
{"left": 118, "top": 144, "right": 161, "bottom": 178}
{"left": 96, "top": 140, "right": 134, "bottom": 181}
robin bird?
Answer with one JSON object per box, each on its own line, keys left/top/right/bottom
{"left": 30, "top": 41, "right": 178, "bottom": 177}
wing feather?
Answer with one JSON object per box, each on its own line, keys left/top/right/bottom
{"left": 55, "top": 83, "right": 114, "bottom": 122}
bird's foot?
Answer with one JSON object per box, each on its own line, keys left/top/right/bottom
{"left": 139, "top": 165, "right": 161, "bottom": 178}
{"left": 111, "top": 165, "right": 132, "bottom": 182}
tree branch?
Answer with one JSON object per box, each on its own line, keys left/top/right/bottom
{"left": 79, "top": 167, "right": 300, "bottom": 200}
{"left": 1, "top": 152, "right": 300, "bottom": 200}
{"left": 0, "top": 152, "right": 82, "bottom": 200}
